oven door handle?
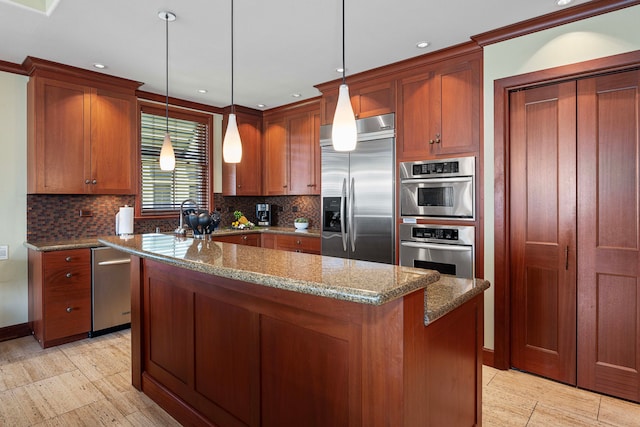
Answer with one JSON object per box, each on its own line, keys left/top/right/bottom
{"left": 404, "top": 177, "right": 473, "bottom": 184}
{"left": 400, "top": 241, "right": 472, "bottom": 251}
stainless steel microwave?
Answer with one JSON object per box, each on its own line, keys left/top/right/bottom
{"left": 399, "top": 157, "right": 475, "bottom": 219}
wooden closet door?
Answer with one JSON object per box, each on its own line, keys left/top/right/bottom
{"left": 509, "top": 82, "right": 577, "bottom": 384}
{"left": 577, "top": 70, "right": 640, "bottom": 402}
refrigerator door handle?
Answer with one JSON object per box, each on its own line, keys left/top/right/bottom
{"left": 349, "top": 177, "right": 356, "bottom": 251}
{"left": 341, "top": 178, "right": 348, "bottom": 251}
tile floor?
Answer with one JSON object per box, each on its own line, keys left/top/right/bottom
{"left": 1, "top": 330, "right": 639, "bottom": 426}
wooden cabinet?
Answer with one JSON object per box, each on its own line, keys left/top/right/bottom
{"left": 28, "top": 248, "right": 91, "bottom": 348}
{"left": 222, "top": 109, "right": 263, "bottom": 196}
{"left": 396, "top": 52, "right": 481, "bottom": 160}
{"left": 319, "top": 78, "right": 395, "bottom": 125}
{"left": 26, "top": 66, "right": 139, "bottom": 194}
{"left": 263, "top": 100, "right": 321, "bottom": 196}
{"left": 212, "top": 233, "right": 261, "bottom": 247}
{"left": 261, "top": 233, "right": 320, "bottom": 254}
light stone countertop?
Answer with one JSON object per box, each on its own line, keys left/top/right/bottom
{"left": 97, "top": 233, "right": 490, "bottom": 324}
{"left": 98, "top": 233, "right": 441, "bottom": 307}
{"left": 24, "top": 226, "right": 320, "bottom": 252}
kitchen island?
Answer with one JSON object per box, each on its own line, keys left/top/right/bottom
{"left": 99, "top": 233, "right": 489, "bottom": 427}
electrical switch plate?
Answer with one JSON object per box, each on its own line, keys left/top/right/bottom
{"left": 0, "top": 245, "right": 8, "bottom": 260}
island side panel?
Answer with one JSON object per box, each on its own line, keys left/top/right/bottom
{"left": 403, "top": 290, "right": 484, "bottom": 426}
{"left": 130, "top": 255, "right": 142, "bottom": 390}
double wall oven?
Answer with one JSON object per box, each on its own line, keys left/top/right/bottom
{"left": 399, "top": 157, "right": 476, "bottom": 279}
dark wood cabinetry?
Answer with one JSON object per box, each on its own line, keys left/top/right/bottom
{"left": 263, "top": 99, "right": 321, "bottom": 196}
{"left": 222, "top": 109, "right": 263, "bottom": 196}
{"left": 28, "top": 249, "right": 91, "bottom": 348}
{"left": 396, "top": 52, "right": 481, "bottom": 161}
{"left": 211, "top": 233, "right": 261, "bottom": 247}
{"left": 261, "top": 233, "right": 320, "bottom": 254}
{"left": 135, "top": 258, "right": 483, "bottom": 426}
{"left": 26, "top": 58, "right": 139, "bottom": 194}
{"left": 318, "top": 78, "right": 395, "bottom": 125}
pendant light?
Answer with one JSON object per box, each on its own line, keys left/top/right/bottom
{"left": 222, "top": 0, "right": 243, "bottom": 163}
{"left": 159, "top": 11, "right": 176, "bottom": 171}
{"left": 331, "top": 0, "right": 357, "bottom": 152}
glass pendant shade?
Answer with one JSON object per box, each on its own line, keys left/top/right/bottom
{"left": 160, "top": 132, "right": 176, "bottom": 171}
{"left": 223, "top": 113, "right": 243, "bottom": 163}
{"left": 332, "top": 84, "right": 357, "bottom": 151}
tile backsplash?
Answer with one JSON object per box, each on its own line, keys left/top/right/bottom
{"left": 27, "top": 194, "right": 321, "bottom": 242}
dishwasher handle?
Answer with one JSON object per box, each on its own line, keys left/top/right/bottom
{"left": 97, "top": 258, "right": 131, "bottom": 266}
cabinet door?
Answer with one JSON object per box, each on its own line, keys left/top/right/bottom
{"left": 434, "top": 58, "right": 481, "bottom": 156}
{"left": 263, "top": 119, "right": 288, "bottom": 195}
{"left": 29, "top": 78, "right": 90, "bottom": 194}
{"left": 90, "top": 88, "right": 137, "bottom": 194}
{"left": 396, "top": 69, "right": 438, "bottom": 161}
{"left": 223, "top": 114, "right": 262, "bottom": 196}
{"left": 351, "top": 80, "right": 395, "bottom": 119}
{"left": 289, "top": 112, "right": 320, "bottom": 195}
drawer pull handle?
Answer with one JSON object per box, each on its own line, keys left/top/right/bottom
{"left": 66, "top": 272, "right": 72, "bottom": 278}
{"left": 66, "top": 307, "right": 73, "bottom": 313}
{"left": 65, "top": 256, "right": 72, "bottom": 262}
{"left": 296, "top": 240, "right": 301, "bottom": 244}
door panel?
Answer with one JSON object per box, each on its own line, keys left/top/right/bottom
{"left": 577, "top": 70, "right": 640, "bottom": 402}
{"left": 509, "top": 82, "right": 577, "bottom": 384}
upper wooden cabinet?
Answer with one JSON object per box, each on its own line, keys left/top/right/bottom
{"left": 263, "top": 99, "right": 321, "bottom": 196}
{"left": 397, "top": 52, "right": 481, "bottom": 160}
{"left": 26, "top": 58, "right": 140, "bottom": 194}
{"left": 222, "top": 109, "right": 263, "bottom": 196}
{"left": 319, "top": 78, "right": 395, "bottom": 125}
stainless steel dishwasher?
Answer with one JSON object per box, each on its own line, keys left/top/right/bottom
{"left": 91, "top": 247, "right": 131, "bottom": 337}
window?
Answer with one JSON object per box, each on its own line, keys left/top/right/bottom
{"left": 139, "top": 103, "right": 213, "bottom": 216}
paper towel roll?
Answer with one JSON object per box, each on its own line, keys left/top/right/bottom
{"left": 116, "top": 205, "right": 134, "bottom": 235}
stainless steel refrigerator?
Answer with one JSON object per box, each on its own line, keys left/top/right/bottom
{"left": 320, "top": 113, "right": 395, "bottom": 264}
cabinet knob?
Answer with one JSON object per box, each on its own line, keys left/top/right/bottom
{"left": 66, "top": 307, "right": 73, "bottom": 313}
{"left": 283, "top": 185, "right": 288, "bottom": 188}
{"left": 429, "top": 134, "right": 441, "bottom": 144}
{"left": 296, "top": 240, "right": 301, "bottom": 245}
{"left": 66, "top": 272, "right": 72, "bottom": 278}
{"left": 65, "top": 256, "right": 72, "bottom": 262}
{"left": 92, "top": 179, "right": 97, "bottom": 184}
{"left": 237, "top": 184, "right": 242, "bottom": 188}
{"left": 242, "top": 236, "right": 247, "bottom": 240}
{"left": 85, "top": 179, "right": 91, "bottom": 184}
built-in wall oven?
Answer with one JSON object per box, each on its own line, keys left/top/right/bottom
{"left": 399, "top": 223, "right": 475, "bottom": 279}
{"left": 399, "top": 157, "right": 475, "bottom": 219}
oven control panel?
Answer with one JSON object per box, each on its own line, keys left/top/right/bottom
{"left": 412, "top": 161, "right": 459, "bottom": 176}
{"left": 412, "top": 227, "right": 459, "bottom": 241}
{"left": 400, "top": 156, "right": 475, "bottom": 180}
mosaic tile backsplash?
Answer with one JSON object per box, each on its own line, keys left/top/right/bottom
{"left": 27, "top": 194, "right": 321, "bottom": 242}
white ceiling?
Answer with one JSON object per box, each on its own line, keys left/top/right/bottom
{"left": 0, "top": 0, "right": 593, "bottom": 110}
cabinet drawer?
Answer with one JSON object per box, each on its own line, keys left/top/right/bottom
{"left": 274, "top": 235, "right": 320, "bottom": 254}
{"left": 45, "top": 291, "right": 91, "bottom": 341}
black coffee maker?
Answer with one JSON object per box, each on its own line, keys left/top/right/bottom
{"left": 256, "top": 203, "right": 272, "bottom": 226}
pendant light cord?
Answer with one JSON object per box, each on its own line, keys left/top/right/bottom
{"left": 231, "top": 0, "right": 235, "bottom": 114}
{"left": 341, "top": 0, "right": 346, "bottom": 85}
{"left": 165, "top": 12, "right": 169, "bottom": 133}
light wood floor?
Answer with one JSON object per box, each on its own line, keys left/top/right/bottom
{"left": 1, "top": 330, "right": 639, "bottom": 426}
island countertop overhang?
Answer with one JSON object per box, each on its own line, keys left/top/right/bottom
{"left": 98, "top": 233, "right": 441, "bottom": 305}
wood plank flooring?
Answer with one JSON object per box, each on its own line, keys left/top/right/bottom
{"left": 1, "top": 329, "right": 639, "bottom": 426}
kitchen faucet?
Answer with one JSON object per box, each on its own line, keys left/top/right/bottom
{"left": 175, "top": 199, "right": 199, "bottom": 234}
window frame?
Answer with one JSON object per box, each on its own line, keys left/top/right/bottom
{"left": 136, "top": 100, "right": 214, "bottom": 219}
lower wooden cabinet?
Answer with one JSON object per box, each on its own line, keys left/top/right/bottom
{"left": 261, "top": 233, "right": 320, "bottom": 254}
{"left": 28, "top": 248, "right": 91, "bottom": 348}
{"left": 211, "top": 233, "right": 261, "bottom": 247}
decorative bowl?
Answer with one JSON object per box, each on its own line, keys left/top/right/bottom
{"left": 294, "top": 222, "right": 309, "bottom": 230}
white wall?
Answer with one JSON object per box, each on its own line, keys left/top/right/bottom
{"left": 0, "top": 71, "right": 28, "bottom": 328}
{"left": 482, "top": 5, "right": 640, "bottom": 349}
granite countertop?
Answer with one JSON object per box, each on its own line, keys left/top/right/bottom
{"left": 98, "top": 233, "right": 441, "bottom": 307}
{"left": 97, "top": 233, "right": 490, "bottom": 324}
{"left": 24, "top": 226, "right": 320, "bottom": 252}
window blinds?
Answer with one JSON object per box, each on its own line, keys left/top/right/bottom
{"left": 140, "top": 111, "right": 209, "bottom": 215}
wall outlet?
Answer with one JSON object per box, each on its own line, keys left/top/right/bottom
{"left": 0, "top": 245, "right": 8, "bottom": 260}
{"left": 79, "top": 209, "right": 93, "bottom": 217}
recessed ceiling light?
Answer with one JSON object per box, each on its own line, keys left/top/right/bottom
{"left": 336, "top": 67, "right": 345, "bottom": 73}
{"left": 257, "top": 104, "right": 266, "bottom": 108}
{"left": 197, "top": 89, "right": 208, "bottom": 94}
{"left": 93, "top": 63, "right": 106, "bottom": 69}
{"left": 291, "top": 93, "right": 302, "bottom": 98}
{"left": 556, "top": 0, "right": 572, "bottom": 6}
{"left": 416, "top": 41, "right": 430, "bottom": 49}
